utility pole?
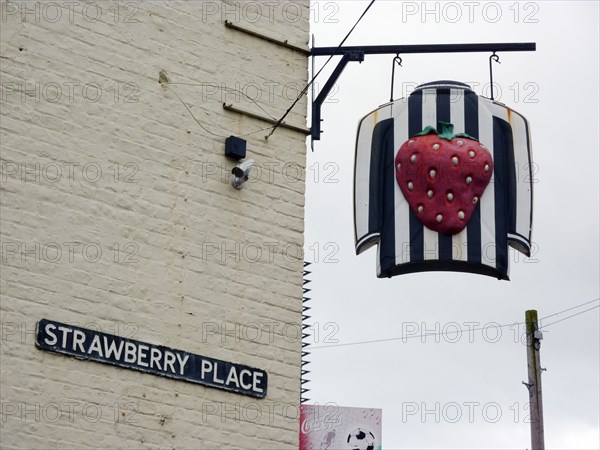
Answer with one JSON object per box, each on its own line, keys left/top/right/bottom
{"left": 524, "top": 310, "right": 545, "bottom": 449}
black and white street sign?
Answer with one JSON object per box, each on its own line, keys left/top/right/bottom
{"left": 36, "top": 319, "right": 268, "bottom": 398}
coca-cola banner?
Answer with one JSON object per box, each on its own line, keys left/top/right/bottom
{"left": 299, "top": 404, "right": 382, "bottom": 450}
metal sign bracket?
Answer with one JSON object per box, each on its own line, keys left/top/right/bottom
{"left": 310, "top": 42, "right": 536, "bottom": 146}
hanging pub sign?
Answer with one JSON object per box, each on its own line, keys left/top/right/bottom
{"left": 36, "top": 319, "right": 268, "bottom": 398}
{"left": 354, "top": 80, "right": 533, "bottom": 280}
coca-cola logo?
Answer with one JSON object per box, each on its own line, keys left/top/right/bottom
{"left": 300, "top": 416, "right": 335, "bottom": 434}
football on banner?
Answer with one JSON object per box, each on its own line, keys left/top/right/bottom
{"left": 299, "top": 404, "right": 382, "bottom": 450}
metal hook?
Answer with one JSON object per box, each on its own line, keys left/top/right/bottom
{"left": 390, "top": 54, "right": 403, "bottom": 102}
{"left": 489, "top": 52, "right": 501, "bottom": 100}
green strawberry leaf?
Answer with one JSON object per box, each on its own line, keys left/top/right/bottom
{"left": 414, "top": 121, "right": 478, "bottom": 142}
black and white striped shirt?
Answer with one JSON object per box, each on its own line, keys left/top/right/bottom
{"left": 354, "top": 81, "right": 533, "bottom": 280}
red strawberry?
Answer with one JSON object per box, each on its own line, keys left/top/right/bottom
{"left": 395, "top": 122, "right": 493, "bottom": 235}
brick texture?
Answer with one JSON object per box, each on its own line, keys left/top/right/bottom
{"left": 0, "top": 1, "right": 309, "bottom": 448}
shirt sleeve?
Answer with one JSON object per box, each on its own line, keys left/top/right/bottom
{"left": 507, "top": 108, "right": 534, "bottom": 256}
{"left": 480, "top": 99, "right": 534, "bottom": 258}
{"left": 354, "top": 104, "right": 393, "bottom": 255}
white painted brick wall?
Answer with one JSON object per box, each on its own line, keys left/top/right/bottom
{"left": 0, "top": 1, "right": 309, "bottom": 448}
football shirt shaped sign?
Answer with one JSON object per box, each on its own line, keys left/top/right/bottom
{"left": 354, "top": 81, "right": 533, "bottom": 280}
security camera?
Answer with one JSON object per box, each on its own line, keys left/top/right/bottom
{"left": 231, "top": 159, "right": 254, "bottom": 189}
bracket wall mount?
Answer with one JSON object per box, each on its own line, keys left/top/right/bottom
{"left": 310, "top": 41, "right": 536, "bottom": 148}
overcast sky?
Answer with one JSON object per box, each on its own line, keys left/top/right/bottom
{"left": 304, "top": 1, "right": 599, "bottom": 448}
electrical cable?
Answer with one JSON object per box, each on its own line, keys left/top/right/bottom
{"left": 167, "top": 81, "right": 277, "bottom": 120}
{"left": 310, "top": 321, "right": 524, "bottom": 350}
{"left": 163, "top": 83, "right": 226, "bottom": 138}
{"left": 161, "top": 1, "right": 377, "bottom": 141}
{"left": 163, "top": 82, "right": 275, "bottom": 139}
{"left": 540, "top": 304, "right": 600, "bottom": 329}
{"left": 309, "top": 297, "right": 600, "bottom": 350}
{"left": 265, "top": 0, "right": 377, "bottom": 139}
{"left": 539, "top": 297, "right": 599, "bottom": 321}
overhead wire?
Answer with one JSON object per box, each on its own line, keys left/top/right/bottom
{"left": 163, "top": 83, "right": 225, "bottom": 138}
{"left": 540, "top": 304, "right": 600, "bottom": 329}
{"left": 539, "top": 297, "right": 599, "bottom": 321}
{"left": 309, "top": 321, "right": 523, "bottom": 350}
{"left": 265, "top": 0, "right": 377, "bottom": 139}
{"left": 309, "top": 297, "right": 600, "bottom": 350}
{"left": 162, "top": 82, "right": 275, "bottom": 139}
{"left": 161, "top": 1, "right": 378, "bottom": 141}
{"left": 167, "top": 81, "right": 277, "bottom": 120}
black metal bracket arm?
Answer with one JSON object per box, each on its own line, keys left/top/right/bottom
{"left": 310, "top": 42, "right": 536, "bottom": 142}
{"left": 311, "top": 42, "right": 535, "bottom": 57}
{"left": 311, "top": 51, "right": 364, "bottom": 141}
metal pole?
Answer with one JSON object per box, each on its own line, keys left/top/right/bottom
{"left": 525, "top": 310, "right": 545, "bottom": 449}
{"left": 311, "top": 42, "right": 536, "bottom": 56}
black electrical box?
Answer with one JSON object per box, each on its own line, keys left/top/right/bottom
{"left": 225, "top": 136, "right": 247, "bottom": 160}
